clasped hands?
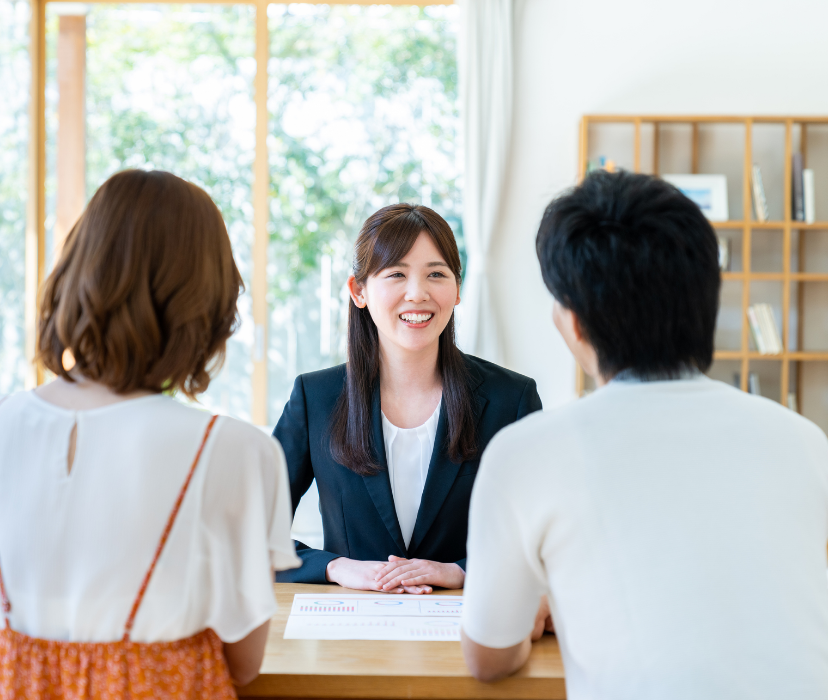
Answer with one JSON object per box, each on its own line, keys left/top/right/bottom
{"left": 325, "top": 555, "right": 465, "bottom": 594}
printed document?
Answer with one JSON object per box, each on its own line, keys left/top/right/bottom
{"left": 283, "top": 593, "right": 463, "bottom": 641}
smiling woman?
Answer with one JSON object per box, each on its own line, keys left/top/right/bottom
{"left": 335, "top": 204, "right": 474, "bottom": 474}
{"left": 272, "top": 204, "right": 544, "bottom": 593}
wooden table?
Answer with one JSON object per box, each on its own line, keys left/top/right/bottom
{"left": 237, "top": 583, "right": 566, "bottom": 700}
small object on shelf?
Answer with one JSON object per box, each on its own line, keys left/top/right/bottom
{"left": 588, "top": 157, "right": 617, "bottom": 174}
{"left": 759, "top": 303, "right": 783, "bottom": 354}
{"left": 803, "top": 168, "right": 816, "bottom": 224}
{"left": 747, "top": 303, "right": 783, "bottom": 355}
{"left": 662, "top": 174, "right": 729, "bottom": 221}
{"left": 792, "top": 153, "right": 805, "bottom": 222}
{"left": 751, "top": 164, "right": 769, "bottom": 222}
{"left": 732, "top": 372, "right": 761, "bottom": 395}
{"left": 787, "top": 392, "right": 798, "bottom": 412}
{"left": 717, "top": 236, "right": 731, "bottom": 271}
{"left": 747, "top": 306, "right": 767, "bottom": 354}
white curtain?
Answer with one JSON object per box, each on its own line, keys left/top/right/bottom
{"left": 456, "top": 0, "right": 514, "bottom": 362}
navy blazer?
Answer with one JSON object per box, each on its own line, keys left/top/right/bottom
{"left": 272, "top": 353, "right": 542, "bottom": 583}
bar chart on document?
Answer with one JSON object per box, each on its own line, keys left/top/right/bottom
{"left": 284, "top": 594, "right": 464, "bottom": 641}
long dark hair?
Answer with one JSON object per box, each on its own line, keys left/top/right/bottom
{"left": 330, "top": 204, "right": 477, "bottom": 475}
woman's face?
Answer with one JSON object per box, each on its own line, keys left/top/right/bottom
{"left": 349, "top": 232, "right": 460, "bottom": 357}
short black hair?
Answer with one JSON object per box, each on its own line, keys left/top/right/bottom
{"left": 536, "top": 170, "right": 721, "bottom": 378}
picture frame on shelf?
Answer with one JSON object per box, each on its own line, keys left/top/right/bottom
{"left": 662, "top": 174, "right": 729, "bottom": 221}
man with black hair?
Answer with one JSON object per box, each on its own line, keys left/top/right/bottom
{"left": 460, "top": 171, "right": 828, "bottom": 700}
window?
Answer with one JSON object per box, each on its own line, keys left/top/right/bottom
{"left": 0, "top": 0, "right": 30, "bottom": 394}
{"left": 266, "top": 3, "right": 461, "bottom": 421}
{"left": 45, "top": 3, "right": 256, "bottom": 418}
{"left": 21, "top": 0, "right": 460, "bottom": 424}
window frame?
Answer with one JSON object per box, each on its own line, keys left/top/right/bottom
{"left": 25, "top": 0, "right": 453, "bottom": 423}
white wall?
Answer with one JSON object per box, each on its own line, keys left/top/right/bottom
{"left": 495, "top": 0, "right": 828, "bottom": 409}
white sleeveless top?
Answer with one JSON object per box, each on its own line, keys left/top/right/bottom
{"left": 0, "top": 391, "right": 300, "bottom": 644}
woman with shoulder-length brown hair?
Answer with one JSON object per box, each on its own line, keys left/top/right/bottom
{"left": 0, "top": 170, "right": 300, "bottom": 699}
{"left": 273, "top": 203, "right": 542, "bottom": 593}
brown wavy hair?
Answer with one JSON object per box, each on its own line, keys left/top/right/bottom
{"left": 37, "top": 169, "right": 243, "bottom": 399}
{"left": 329, "top": 203, "right": 477, "bottom": 475}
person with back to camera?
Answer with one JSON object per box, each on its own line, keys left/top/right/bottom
{"left": 460, "top": 171, "right": 828, "bottom": 699}
{"left": 0, "top": 170, "right": 301, "bottom": 699}
{"left": 273, "top": 203, "right": 542, "bottom": 593}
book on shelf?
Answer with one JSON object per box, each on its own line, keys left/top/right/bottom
{"left": 787, "top": 392, "right": 798, "bottom": 412}
{"left": 734, "top": 372, "right": 762, "bottom": 395}
{"left": 803, "top": 168, "right": 816, "bottom": 224}
{"left": 793, "top": 153, "right": 805, "bottom": 222}
{"left": 747, "top": 306, "right": 766, "bottom": 353}
{"left": 747, "top": 303, "right": 782, "bottom": 354}
{"left": 751, "top": 164, "right": 769, "bottom": 222}
{"left": 717, "top": 236, "right": 731, "bottom": 271}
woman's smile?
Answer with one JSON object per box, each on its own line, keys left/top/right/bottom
{"left": 399, "top": 311, "right": 435, "bottom": 327}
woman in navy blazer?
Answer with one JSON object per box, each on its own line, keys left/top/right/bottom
{"left": 273, "top": 204, "right": 542, "bottom": 593}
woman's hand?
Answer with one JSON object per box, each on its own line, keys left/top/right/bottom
{"left": 374, "top": 555, "right": 465, "bottom": 592}
{"left": 531, "top": 595, "right": 555, "bottom": 641}
{"left": 325, "top": 557, "right": 430, "bottom": 594}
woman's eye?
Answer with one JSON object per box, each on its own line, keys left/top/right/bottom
{"left": 429, "top": 271, "right": 447, "bottom": 278}
{"left": 387, "top": 272, "right": 405, "bottom": 279}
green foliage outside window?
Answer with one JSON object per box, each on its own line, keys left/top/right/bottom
{"left": 266, "top": 5, "right": 461, "bottom": 421}
{"left": 46, "top": 3, "right": 257, "bottom": 418}
{"left": 23, "top": 2, "right": 460, "bottom": 420}
{"left": 0, "top": 0, "right": 30, "bottom": 395}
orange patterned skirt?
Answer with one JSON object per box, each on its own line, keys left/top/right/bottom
{"left": 0, "top": 626, "right": 237, "bottom": 700}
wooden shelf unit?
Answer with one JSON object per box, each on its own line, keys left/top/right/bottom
{"left": 577, "top": 115, "right": 828, "bottom": 432}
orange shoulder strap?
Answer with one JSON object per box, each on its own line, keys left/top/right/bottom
{"left": 0, "top": 558, "right": 10, "bottom": 630}
{"left": 122, "top": 414, "right": 219, "bottom": 641}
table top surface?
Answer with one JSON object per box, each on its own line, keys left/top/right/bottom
{"left": 238, "top": 583, "right": 566, "bottom": 700}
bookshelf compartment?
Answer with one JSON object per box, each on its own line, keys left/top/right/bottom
{"left": 750, "top": 228, "right": 784, "bottom": 273}
{"left": 799, "top": 282, "right": 828, "bottom": 351}
{"left": 654, "top": 123, "right": 746, "bottom": 215}
{"left": 751, "top": 123, "right": 786, "bottom": 222}
{"left": 586, "top": 122, "right": 636, "bottom": 173}
{"left": 653, "top": 123, "right": 693, "bottom": 174}
{"left": 745, "top": 359, "right": 783, "bottom": 403}
{"left": 803, "top": 123, "right": 828, "bottom": 223}
{"left": 697, "top": 123, "right": 746, "bottom": 218}
{"left": 706, "top": 359, "right": 741, "bottom": 389}
{"left": 789, "top": 281, "right": 801, "bottom": 352}
{"left": 747, "top": 281, "right": 784, "bottom": 353}
{"left": 715, "top": 280, "right": 743, "bottom": 351}
{"left": 794, "top": 361, "right": 828, "bottom": 433}
{"left": 791, "top": 228, "right": 828, "bottom": 274}
{"left": 716, "top": 228, "right": 742, "bottom": 272}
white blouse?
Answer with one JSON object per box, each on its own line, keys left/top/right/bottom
{"left": 0, "top": 391, "right": 301, "bottom": 644}
{"left": 381, "top": 401, "right": 441, "bottom": 549}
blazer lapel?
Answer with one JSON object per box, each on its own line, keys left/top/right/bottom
{"left": 407, "top": 369, "right": 488, "bottom": 556}
{"left": 361, "top": 381, "right": 407, "bottom": 556}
